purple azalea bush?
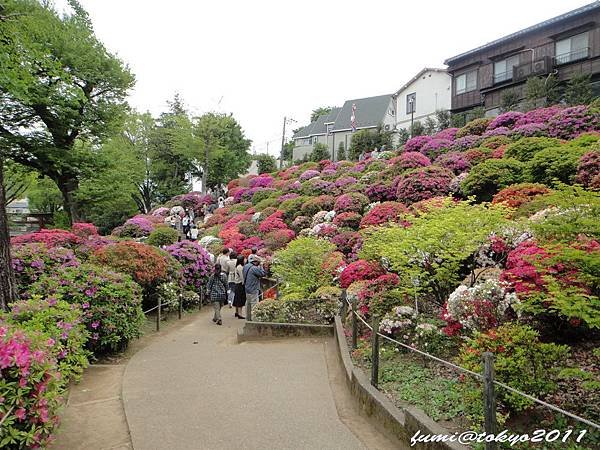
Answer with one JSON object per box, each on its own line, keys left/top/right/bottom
{"left": 299, "top": 169, "right": 320, "bottom": 181}
{"left": 452, "top": 134, "right": 483, "bottom": 151}
{"left": 420, "top": 138, "right": 453, "bottom": 159}
{"left": 249, "top": 176, "right": 274, "bottom": 188}
{"left": 12, "top": 243, "right": 80, "bottom": 288}
{"left": 403, "top": 135, "right": 433, "bottom": 152}
{"left": 486, "top": 111, "right": 524, "bottom": 130}
{"left": 166, "top": 241, "right": 212, "bottom": 292}
{"left": 434, "top": 152, "right": 471, "bottom": 174}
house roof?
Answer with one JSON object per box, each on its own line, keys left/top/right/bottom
{"left": 444, "top": 1, "right": 600, "bottom": 65}
{"left": 332, "top": 94, "right": 393, "bottom": 132}
{"left": 393, "top": 68, "right": 448, "bottom": 96}
{"left": 293, "top": 107, "right": 341, "bottom": 138}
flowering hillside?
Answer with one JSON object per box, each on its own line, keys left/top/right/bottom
{"left": 4, "top": 103, "right": 599, "bottom": 442}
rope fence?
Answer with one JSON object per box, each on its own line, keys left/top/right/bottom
{"left": 341, "top": 296, "right": 600, "bottom": 435}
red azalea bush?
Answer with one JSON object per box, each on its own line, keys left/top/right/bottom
{"left": 396, "top": 166, "right": 454, "bottom": 205}
{"left": 12, "top": 243, "right": 80, "bottom": 289}
{"left": 463, "top": 148, "right": 492, "bottom": 164}
{"left": 263, "top": 229, "right": 296, "bottom": 250}
{"left": 492, "top": 183, "right": 550, "bottom": 209}
{"left": 333, "top": 212, "right": 362, "bottom": 229}
{"left": 481, "top": 136, "right": 512, "bottom": 150}
{"left": 258, "top": 210, "right": 288, "bottom": 233}
{"left": 0, "top": 324, "right": 63, "bottom": 448}
{"left": 356, "top": 273, "right": 400, "bottom": 316}
{"left": 576, "top": 150, "right": 600, "bottom": 189}
{"left": 331, "top": 231, "right": 363, "bottom": 259}
{"left": 339, "top": 259, "right": 386, "bottom": 288}
{"left": 92, "top": 241, "right": 170, "bottom": 290}
{"left": 301, "top": 195, "right": 335, "bottom": 217}
{"left": 333, "top": 192, "right": 369, "bottom": 214}
{"left": 11, "top": 229, "right": 82, "bottom": 249}
{"left": 360, "top": 202, "right": 409, "bottom": 228}
{"left": 71, "top": 223, "right": 98, "bottom": 239}
{"left": 434, "top": 151, "right": 471, "bottom": 174}
{"left": 500, "top": 240, "right": 549, "bottom": 296}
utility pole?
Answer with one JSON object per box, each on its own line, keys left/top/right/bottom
{"left": 202, "top": 135, "right": 209, "bottom": 194}
{"left": 279, "top": 116, "right": 287, "bottom": 169}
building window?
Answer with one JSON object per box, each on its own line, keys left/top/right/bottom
{"left": 555, "top": 32, "right": 589, "bottom": 65}
{"left": 455, "top": 70, "right": 477, "bottom": 94}
{"left": 494, "top": 54, "right": 520, "bottom": 83}
{"left": 406, "top": 93, "right": 416, "bottom": 114}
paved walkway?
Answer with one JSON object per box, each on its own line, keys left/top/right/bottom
{"left": 122, "top": 309, "right": 399, "bottom": 450}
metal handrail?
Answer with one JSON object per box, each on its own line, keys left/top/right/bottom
{"left": 554, "top": 47, "right": 590, "bottom": 65}
{"left": 343, "top": 297, "right": 600, "bottom": 430}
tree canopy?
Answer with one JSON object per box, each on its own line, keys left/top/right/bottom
{"left": 0, "top": 0, "right": 135, "bottom": 222}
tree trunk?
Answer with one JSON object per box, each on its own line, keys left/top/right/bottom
{"left": 56, "top": 176, "right": 81, "bottom": 224}
{"left": 0, "top": 158, "right": 17, "bottom": 310}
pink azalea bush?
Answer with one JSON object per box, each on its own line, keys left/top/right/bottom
{"left": 403, "top": 135, "right": 432, "bottom": 153}
{"left": 576, "top": 150, "right": 600, "bottom": 188}
{"left": 360, "top": 202, "right": 409, "bottom": 228}
{"left": 0, "top": 323, "right": 63, "bottom": 448}
{"left": 333, "top": 192, "right": 369, "bottom": 214}
{"left": 396, "top": 166, "right": 454, "bottom": 205}
{"left": 71, "top": 223, "right": 98, "bottom": 239}
{"left": 486, "top": 111, "right": 524, "bottom": 130}
{"left": 434, "top": 151, "right": 471, "bottom": 174}
{"left": 546, "top": 105, "right": 599, "bottom": 139}
{"left": 419, "top": 138, "right": 453, "bottom": 159}
{"left": 339, "top": 260, "right": 386, "bottom": 289}
{"left": 391, "top": 152, "right": 431, "bottom": 170}
{"left": 112, "top": 215, "right": 155, "bottom": 238}
{"left": 12, "top": 229, "right": 82, "bottom": 249}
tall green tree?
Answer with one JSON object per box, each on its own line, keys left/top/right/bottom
{"left": 348, "top": 127, "right": 393, "bottom": 160}
{"left": 2, "top": 160, "right": 36, "bottom": 205}
{"left": 255, "top": 153, "right": 277, "bottom": 174}
{"left": 309, "top": 143, "right": 330, "bottom": 162}
{"left": 564, "top": 73, "right": 593, "bottom": 106}
{"left": 193, "top": 113, "right": 252, "bottom": 190}
{"left": 0, "top": 0, "right": 135, "bottom": 222}
{"left": 310, "top": 106, "right": 333, "bottom": 123}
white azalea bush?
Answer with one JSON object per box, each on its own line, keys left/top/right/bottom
{"left": 441, "top": 279, "right": 520, "bottom": 336}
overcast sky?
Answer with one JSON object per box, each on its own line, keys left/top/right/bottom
{"left": 76, "top": 0, "right": 590, "bottom": 157}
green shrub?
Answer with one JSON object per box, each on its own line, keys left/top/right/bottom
{"left": 29, "top": 264, "right": 145, "bottom": 355}
{"left": 272, "top": 237, "right": 336, "bottom": 296}
{"left": 251, "top": 189, "right": 278, "bottom": 205}
{"left": 528, "top": 146, "right": 587, "bottom": 186}
{"left": 147, "top": 226, "right": 179, "bottom": 247}
{"left": 6, "top": 296, "right": 90, "bottom": 384}
{"left": 458, "top": 323, "right": 569, "bottom": 412}
{"left": 480, "top": 135, "right": 512, "bottom": 150}
{"left": 461, "top": 158, "right": 527, "bottom": 201}
{"left": 254, "top": 197, "right": 279, "bottom": 211}
{"left": 252, "top": 296, "right": 337, "bottom": 324}
{"left": 455, "top": 117, "right": 492, "bottom": 138}
{"left": 504, "top": 137, "right": 562, "bottom": 162}
{"left": 279, "top": 196, "right": 307, "bottom": 222}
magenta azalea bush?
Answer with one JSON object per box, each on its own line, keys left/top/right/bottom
{"left": 28, "top": 264, "right": 145, "bottom": 355}
{"left": 420, "top": 138, "right": 453, "bottom": 159}
{"left": 333, "top": 192, "right": 369, "bottom": 214}
{"left": 434, "top": 151, "right": 471, "bottom": 174}
{"left": 576, "top": 150, "right": 600, "bottom": 189}
{"left": 403, "top": 135, "right": 432, "bottom": 153}
{"left": 546, "top": 105, "right": 599, "bottom": 139}
{"left": 12, "top": 243, "right": 80, "bottom": 290}
{"left": 165, "top": 241, "right": 212, "bottom": 292}
{"left": 112, "top": 215, "right": 155, "bottom": 238}
{"left": 487, "top": 111, "right": 524, "bottom": 130}
{"left": 396, "top": 166, "right": 454, "bottom": 204}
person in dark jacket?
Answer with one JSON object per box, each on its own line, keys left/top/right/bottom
{"left": 243, "top": 255, "right": 266, "bottom": 308}
{"left": 207, "top": 264, "right": 228, "bottom": 325}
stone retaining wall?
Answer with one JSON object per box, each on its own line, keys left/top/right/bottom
{"left": 334, "top": 316, "right": 468, "bottom": 450}
{"left": 237, "top": 321, "right": 334, "bottom": 342}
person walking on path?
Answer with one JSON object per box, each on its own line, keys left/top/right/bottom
{"left": 233, "top": 255, "right": 246, "bottom": 319}
{"left": 226, "top": 251, "right": 237, "bottom": 309}
{"left": 216, "top": 248, "right": 230, "bottom": 276}
{"left": 207, "top": 264, "right": 228, "bottom": 325}
{"left": 243, "top": 255, "right": 266, "bottom": 308}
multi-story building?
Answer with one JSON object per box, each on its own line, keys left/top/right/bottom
{"left": 292, "top": 94, "right": 396, "bottom": 161}
{"left": 392, "top": 68, "right": 451, "bottom": 131}
{"left": 444, "top": 1, "right": 600, "bottom": 115}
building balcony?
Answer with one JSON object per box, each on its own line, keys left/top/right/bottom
{"left": 554, "top": 47, "right": 590, "bottom": 65}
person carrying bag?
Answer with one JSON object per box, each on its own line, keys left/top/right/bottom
{"left": 207, "top": 263, "right": 228, "bottom": 325}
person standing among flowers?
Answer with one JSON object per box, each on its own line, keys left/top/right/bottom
{"left": 233, "top": 255, "right": 246, "bottom": 319}
{"left": 207, "top": 263, "right": 228, "bottom": 325}
{"left": 244, "top": 254, "right": 266, "bottom": 308}
{"left": 227, "top": 251, "right": 237, "bottom": 309}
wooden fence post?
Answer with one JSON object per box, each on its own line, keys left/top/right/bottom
{"left": 178, "top": 293, "right": 182, "bottom": 320}
{"left": 483, "top": 351, "right": 497, "bottom": 450}
{"left": 156, "top": 297, "right": 162, "bottom": 332}
{"left": 371, "top": 316, "right": 380, "bottom": 388}
{"left": 351, "top": 298, "right": 358, "bottom": 350}
{"left": 340, "top": 289, "right": 347, "bottom": 321}
{"left": 246, "top": 296, "right": 252, "bottom": 322}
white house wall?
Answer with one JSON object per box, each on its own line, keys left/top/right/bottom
{"left": 395, "top": 71, "right": 451, "bottom": 130}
